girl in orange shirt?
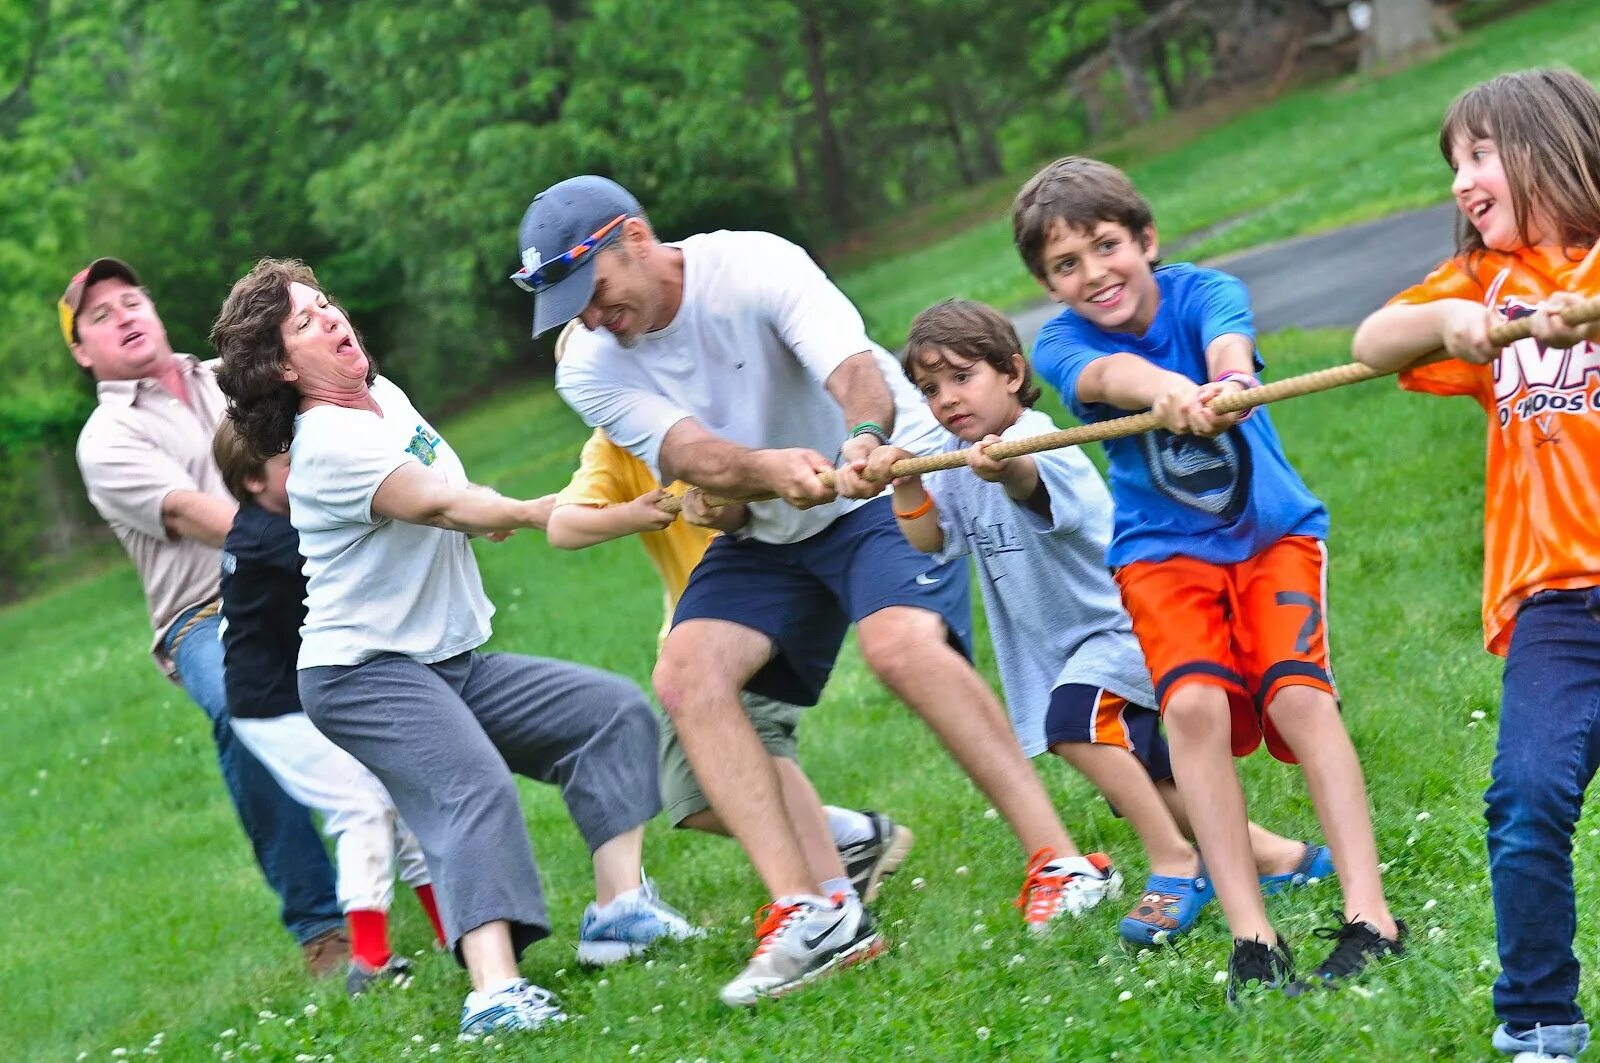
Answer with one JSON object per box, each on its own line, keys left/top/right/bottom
{"left": 1353, "top": 68, "right": 1600, "bottom": 1063}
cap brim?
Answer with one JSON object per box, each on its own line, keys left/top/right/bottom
{"left": 531, "top": 256, "right": 599, "bottom": 339}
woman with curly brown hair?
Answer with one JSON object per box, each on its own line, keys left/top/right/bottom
{"left": 212, "top": 257, "right": 698, "bottom": 1036}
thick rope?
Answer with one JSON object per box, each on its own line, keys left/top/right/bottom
{"left": 653, "top": 295, "right": 1600, "bottom": 515}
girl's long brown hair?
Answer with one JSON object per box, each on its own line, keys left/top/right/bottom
{"left": 1439, "top": 68, "right": 1600, "bottom": 260}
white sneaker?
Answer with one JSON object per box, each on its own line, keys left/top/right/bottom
{"left": 1512, "top": 1055, "right": 1575, "bottom": 1062}
{"left": 718, "top": 893, "right": 887, "bottom": 1007}
{"left": 459, "top": 979, "right": 567, "bottom": 1035}
{"left": 576, "top": 877, "right": 705, "bottom": 966}
{"left": 1017, "top": 848, "right": 1124, "bottom": 933}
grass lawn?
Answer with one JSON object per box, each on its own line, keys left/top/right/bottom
{"left": 833, "top": 0, "right": 1600, "bottom": 350}
{"left": 4, "top": 327, "right": 1575, "bottom": 1062}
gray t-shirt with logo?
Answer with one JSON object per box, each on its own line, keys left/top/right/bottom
{"left": 926, "top": 408, "right": 1155, "bottom": 756}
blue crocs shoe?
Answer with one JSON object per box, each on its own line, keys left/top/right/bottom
{"left": 1260, "top": 842, "right": 1335, "bottom": 896}
{"left": 1119, "top": 868, "right": 1214, "bottom": 945}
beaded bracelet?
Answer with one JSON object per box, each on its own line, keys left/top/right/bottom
{"left": 850, "top": 421, "right": 888, "bottom": 444}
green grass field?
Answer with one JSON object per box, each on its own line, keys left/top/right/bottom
{"left": 833, "top": 0, "right": 1600, "bottom": 349}
{"left": 5, "top": 327, "right": 1577, "bottom": 1062}
{"left": 10, "top": 3, "right": 1600, "bottom": 1058}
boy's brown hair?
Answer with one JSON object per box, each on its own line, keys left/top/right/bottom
{"left": 903, "top": 299, "right": 1041, "bottom": 407}
{"left": 1012, "top": 156, "right": 1155, "bottom": 280}
{"left": 1438, "top": 68, "right": 1600, "bottom": 259}
{"left": 212, "top": 415, "right": 268, "bottom": 505}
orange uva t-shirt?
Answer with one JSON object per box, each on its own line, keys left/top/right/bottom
{"left": 1391, "top": 242, "right": 1600, "bottom": 655}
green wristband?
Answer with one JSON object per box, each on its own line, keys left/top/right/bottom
{"left": 850, "top": 421, "right": 887, "bottom": 443}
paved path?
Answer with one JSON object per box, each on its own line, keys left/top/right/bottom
{"left": 1012, "top": 202, "right": 1458, "bottom": 348}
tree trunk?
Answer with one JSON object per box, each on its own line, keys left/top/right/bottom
{"left": 795, "top": 2, "right": 852, "bottom": 231}
{"left": 1361, "top": 0, "right": 1438, "bottom": 69}
{"left": 1147, "top": 26, "right": 1181, "bottom": 111}
{"left": 939, "top": 89, "right": 977, "bottom": 187}
{"left": 1110, "top": 21, "right": 1155, "bottom": 124}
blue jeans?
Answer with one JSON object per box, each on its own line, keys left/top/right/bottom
{"left": 165, "top": 606, "right": 342, "bottom": 944}
{"left": 1486, "top": 586, "right": 1600, "bottom": 1055}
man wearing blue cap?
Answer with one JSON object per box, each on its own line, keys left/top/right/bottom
{"left": 522, "top": 177, "right": 1114, "bottom": 1008}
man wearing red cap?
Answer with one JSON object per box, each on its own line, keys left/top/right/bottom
{"left": 63, "top": 259, "right": 347, "bottom": 974}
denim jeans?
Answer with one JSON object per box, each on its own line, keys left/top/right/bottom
{"left": 165, "top": 606, "right": 342, "bottom": 944}
{"left": 1486, "top": 586, "right": 1600, "bottom": 1053}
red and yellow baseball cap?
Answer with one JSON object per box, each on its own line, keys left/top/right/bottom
{"left": 59, "top": 258, "right": 142, "bottom": 347}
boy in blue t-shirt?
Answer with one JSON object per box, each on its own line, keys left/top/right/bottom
{"left": 1014, "top": 156, "right": 1404, "bottom": 1001}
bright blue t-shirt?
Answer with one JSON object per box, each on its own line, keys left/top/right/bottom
{"left": 1031, "top": 262, "right": 1328, "bottom": 567}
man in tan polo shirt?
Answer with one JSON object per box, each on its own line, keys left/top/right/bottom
{"left": 64, "top": 258, "right": 347, "bottom": 974}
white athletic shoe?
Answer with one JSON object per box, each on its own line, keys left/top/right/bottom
{"left": 1512, "top": 1055, "right": 1575, "bottom": 1063}
{"left": 459, "top": 979, "right": 567, "bottom": 1035}
{"left": 576, "top": 877, "right": 704, "bottom": 966}
{"left": 718, "top": 893, "right": 887, "bottom": 1007}
{"left": 1017, "top": 847, "right": 1124, "bottom": 933}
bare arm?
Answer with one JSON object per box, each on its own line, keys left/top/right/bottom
{"left": 161, "top": 490, "right": 237, "bottom": 549}
{"left": 1074, "top": 352, "right": 1191, "bottom": 411}
{"left": 546, "top": 490, "right": 676, "bottom": 550}
{"left": 658, "top": 419, "right": 835, "bottom": 509}
{"left": 370, "top": 463, "right": 547, "bottom": 535}
{"left": 825, "top": 351, "right": 895, "bottom": 436}
{"left": 1353, "top": 300, "right": 1499, "bottom": 370}
{"left": 889, "top": 475, "right": 944, "bottom": 553}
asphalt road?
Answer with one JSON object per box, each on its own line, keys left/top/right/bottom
{"left": 1012, "top": 202, "right": 1459, "bottom": 349}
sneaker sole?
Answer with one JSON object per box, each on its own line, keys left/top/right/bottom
{"left": 860, "top": 825, "right": 915, "bottom": 904}
{"left": 576, "top": 939, "right": 650, "bottom": 966}
{"left": 719, "top": 931, "right": 889, "bottom": 1007}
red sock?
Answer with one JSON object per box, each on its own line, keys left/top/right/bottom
{"left": 414, "top": 884, "right": 446, "bottom": 947}
{"left": 346, "top": 909, "right": 392, "bottom": 970}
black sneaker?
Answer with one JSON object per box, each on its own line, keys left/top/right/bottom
{"left": 1288, "top": 916, "right": 1407, "bottom": 993}
{"left": 838, "top": 811, "right": 914, "bottom": 903}
{"left": 1226, "top": 935, "right": 1295, "bottom": 1004}
{"left": 346, "top": 954, "right": 414, "bottom": 997}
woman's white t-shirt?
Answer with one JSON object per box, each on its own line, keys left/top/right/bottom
{"left": 289, "top": 376, "right": 494, "bottom": 668}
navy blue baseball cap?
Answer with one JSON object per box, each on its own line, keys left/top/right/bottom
{"left": 515, "top": 175, "right": 643, "bottom": 338}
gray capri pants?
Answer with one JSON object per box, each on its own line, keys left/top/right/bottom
{"left": 300, "top": 650, "right": 661, "bottom": 962}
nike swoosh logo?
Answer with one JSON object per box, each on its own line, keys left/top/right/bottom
{"left": 915, "top": 573, "right": 940, "bottom": 586}
{"left": 801, "top": 911, "right": 851, "bottom": 950}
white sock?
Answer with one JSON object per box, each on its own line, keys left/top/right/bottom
{"left": 825, "top": 806, "right": 875, "bottom": 848}
{"left": 819, "top": 876, "right": 858, "bottom": 901}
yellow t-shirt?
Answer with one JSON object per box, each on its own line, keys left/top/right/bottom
{"left": 555, "top": 427, "right": 716, "bottom": 646}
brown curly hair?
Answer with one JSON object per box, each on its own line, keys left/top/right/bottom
{"left": 211, "top": 258, "right": 374, "bottom": 458}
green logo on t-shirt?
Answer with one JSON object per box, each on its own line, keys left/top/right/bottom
{"left": 406, "top": 425, "right": 442, "bottom": 466}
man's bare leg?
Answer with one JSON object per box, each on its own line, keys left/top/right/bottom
{"left": 856, "top": 607, "right": 1074, "bottom": 857}
{"left": 654, "top": 620, "right": 818, "bottom": 899}
{"left": 681, "top": 757, "right": 847, "bottom": 886}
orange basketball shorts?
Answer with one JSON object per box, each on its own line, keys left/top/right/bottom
{"left": 1113, "top": 535, "right": 1337, "bottom": 763}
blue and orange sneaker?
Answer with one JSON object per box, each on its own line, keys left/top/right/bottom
{"left": 1118, "top": 866, "right": 1214, "bottom": 945}
{"left": 1260, "top": 842, "right": 1336, "bottom": 896}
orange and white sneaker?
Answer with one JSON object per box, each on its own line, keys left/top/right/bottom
{"left": 1016, "top": 848, "right": 1124, "bottom": 933}
{"left": 718, "top": 893, "right": 887, "bottom": 1007}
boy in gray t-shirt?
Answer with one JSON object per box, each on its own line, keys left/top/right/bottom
{"left": 864, "top": 299, "right": 1329, "bottom": 947}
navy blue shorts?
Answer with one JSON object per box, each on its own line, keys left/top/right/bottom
{"left": 1045, "top": 683, "right": 1172, "bottom": 783}
{"left": 673, "top": 496, "right": 973, "bottom": 706}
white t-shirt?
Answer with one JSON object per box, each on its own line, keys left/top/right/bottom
{"left": 290, "top": 376, "right": 494, "bottom": 668}
{"left": 555, "top": 230, "right": 950, "bottom": 544}
{"left": 925, "top": 409, "right": 1155, "bottom": 757}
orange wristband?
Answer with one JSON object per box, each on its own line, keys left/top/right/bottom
{"left": 893, "top": 494, "right": 934, "bottom": 521}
